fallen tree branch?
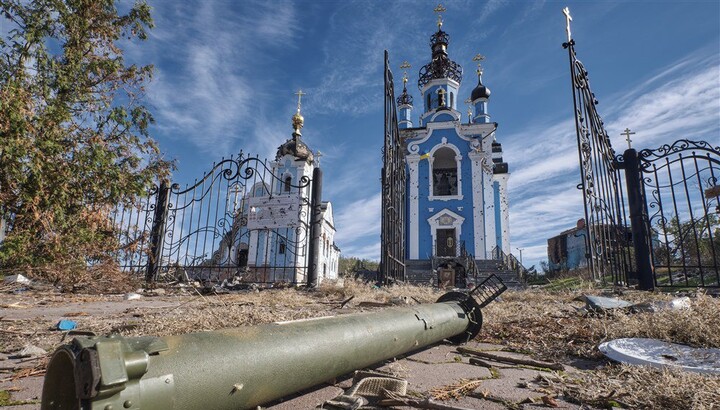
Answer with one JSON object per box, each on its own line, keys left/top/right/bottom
{"left": 457, "top": 347, "right": 564, "bottom": 371}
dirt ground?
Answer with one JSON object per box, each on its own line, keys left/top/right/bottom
{"left": 1, "top": 279, "right": 719, "bottom": 409}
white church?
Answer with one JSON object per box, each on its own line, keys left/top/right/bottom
{"left": 398, "top": 9, "right": 510, "bottom": 283}
{"left": 213, "top": 100, "right": 340, "bottom": 284}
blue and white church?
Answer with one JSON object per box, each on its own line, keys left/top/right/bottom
{"left": 397, "top": 15, "right": 510, "bottom": 272}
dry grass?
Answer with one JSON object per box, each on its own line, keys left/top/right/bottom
{"left": 536, "top": 364, "right": 720, "bottom": 410}
{"left": 1, "top": 280, "right": 719, "bottom": 409}
{"left": 482, "top": 289, "right": 720, "bottom": 360}
{"left": 483, "top": 288, "right": 720, "bottom": 410}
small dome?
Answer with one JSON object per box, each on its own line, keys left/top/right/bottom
{"left": 396, "top": 85, "right": 413, "bottom": 106}
{"left": 471, "top": 81, "right": 491, "bottom": 101}
{"left": 276, "top": 135, "right": 314, "bottom": 163}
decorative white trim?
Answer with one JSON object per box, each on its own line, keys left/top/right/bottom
{"left": 427, "top": 142, "right": 463, "bottom": 201}
{"left": 469, "top": 150, "right": 485, "bottom": 258}
{"left": 427, "top": 208, "right": 465, "bottom": 257}
{"left": 408, "top": 122, "right": 494, "bottom": 155}
{"left": 407, "top": 154, "right": 420, "bottom": 259}
{"left": 483, "top": 169, "right": 496, "bottom": 256}
{"left": 493, "top": 172, "right": 511, "bottom": 255}
{"left": 421, "top": 78, "right": 460, "bottom": 94}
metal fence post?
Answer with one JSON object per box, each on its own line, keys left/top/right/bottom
{"left": 307, "top": 168, "right": 323, "bottom": 287}
{"left": 146, "top": 179, "right": 171, "bottom": 283}
{"left": 621, "top": 149, "right": 655, "bottom": 290}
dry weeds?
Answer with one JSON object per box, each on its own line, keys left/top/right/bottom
{"left": 536, "top": 364, "right": 720, "bottom": 410}
{"left": 1, "top": 280, "right": 719, "bottom": 409}
{"left": 482, "top": 289, "right": 720, "bottom": 360}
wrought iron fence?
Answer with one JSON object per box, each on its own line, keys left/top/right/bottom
{"left": 112, "top": 152, "right": 315, "bottom": 285}
{"left": 380, "top": 50, "right": 407, "bottom": 283}
{"left": 637, "top": 140, "right": 720, "bottom": 287}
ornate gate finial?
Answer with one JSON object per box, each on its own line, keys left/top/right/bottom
{"left": 562, "top": 7, "right": 573, "bottom": 43}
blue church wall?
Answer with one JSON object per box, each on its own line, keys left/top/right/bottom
{"left": 408, "top": 126, "right": 478, "bottom": 258}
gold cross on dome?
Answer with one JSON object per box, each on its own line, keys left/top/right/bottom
{"left": 294, "top": 89, "right": 305, "bottom": 113}
{"left": 473, "top": 54, "right": 485, "bottom": 76}
{"left": 562, "top": 7, "right": 573, "bottom": 43}
{"left": 621, "top": 128, "right": 636, "bottom": 149}
{"left": 400, "top": 61, "right": 411, "bottom": 85}
{"left": 434, "top": 4, "right": 447, "bottom": 28}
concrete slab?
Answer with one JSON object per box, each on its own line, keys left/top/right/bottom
{"left": 266, "top": 385, "right": 344, "bottom": 409}
{"left": 377, "top": 360, "right": 493, "bottom": 394}
{"left": 0, "top": 375, "right": 43, "bottom": 408}
{"left": 478, "top": 368, "right": 547, "bottom": 402}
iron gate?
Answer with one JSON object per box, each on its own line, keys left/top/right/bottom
{"left": 564, "top": 38, "right": 632, "bottom": 286}
{"left": 564, "top": 21, "right": 719, "bottom": 289}
{"left": 380, "top": 50, "right": 407, "bottom": 283}
{"left": 112, "top": 152, "right": 316, "bottom": 284}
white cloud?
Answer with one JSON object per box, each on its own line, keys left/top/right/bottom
{"left": 334, "top": 193, "right": 381, "bottom": 245}
{"left": 137, "top": 1, "right": 299, "bottom": 154}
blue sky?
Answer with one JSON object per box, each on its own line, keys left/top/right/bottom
{"left": 119, "top": 0, "right": 720, "bottom": 269}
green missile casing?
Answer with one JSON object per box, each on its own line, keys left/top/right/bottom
{"left": 41, "top": 292, "right": 484, "bottom": 410}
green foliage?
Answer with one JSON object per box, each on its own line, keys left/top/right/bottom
{"left": 654, "top": 214, "right": 720, "bottom": 268}
{"left": 0, "top": 0, "right": 172, "bottom": 287}
{"left": 338, "top": 256, "right": 379, "bottom": 276}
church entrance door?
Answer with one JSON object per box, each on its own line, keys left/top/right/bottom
{"left": 437, "top": 229, "right": 456, "bottom": 257}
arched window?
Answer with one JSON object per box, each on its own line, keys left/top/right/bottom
{"left": 450, "top": 92, "right": 454, "bottom": 108}
{"left": 432, "top": 147, "right": 458, "bottom": 196}
{"left": 427, "top": 94, "right": 432, "bottom": 110}
{"left": 283, "top": 176, "right": 292, "bottom": 192}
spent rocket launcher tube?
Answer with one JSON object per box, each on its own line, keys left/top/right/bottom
{"left": 42, "top": 280, "right": 505, "bottom": 410}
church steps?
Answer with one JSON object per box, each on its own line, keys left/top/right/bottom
{"left": 404, "top": 258, "right": 524, "bottom": 289}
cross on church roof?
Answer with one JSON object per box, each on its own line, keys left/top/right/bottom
{"left": 295, "top": 89, "right": 305, "bottom": 113}
{"left": 473, "top": 54, "right": 485, "bottom": 77}
{"left": 562, "top": 7, "right": 573, "bottom": 43}
{"left": 400, "top": 61, "right": 411, "bottom": 85}
{"left": 434, "top": 4, "right": 446, "bottom": 29}
{"left": 621, "top": 128, "right": 636, "bottom": 150}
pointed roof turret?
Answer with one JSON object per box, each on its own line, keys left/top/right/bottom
{"left": 470, "top": 54, "right": 491, "bottom": 101}
{"left": 396, "top": 61, "right": 414, "bottom": 106}
{"left": 276, "top": 89, "right": 313, "bottom": 163}
{"left": 417, "top": 4, "right": 463, "bottom": 89}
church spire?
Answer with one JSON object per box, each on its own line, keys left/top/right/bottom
{"left": 417, "top": 3, "right": 462, "bottom": 90}
{"left": 397, "top": 61, "right": 414, "bottom": 129}
{"left": 292, "top": 89, "right": 305, "bottom": 136}
{"left": 277, "top": 89, "right": 314, "bottom": 163}
{"left": 470, "top": 54, "right": 491, "bottom": 123}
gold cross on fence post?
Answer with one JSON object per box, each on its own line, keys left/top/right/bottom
{"left": 562, "top": 7, "right": 573, "bottom": 43}
{"left": 621, "top": 128, "right": 636, "bottom": 150}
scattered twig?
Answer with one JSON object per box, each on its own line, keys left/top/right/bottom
{"left": 457, "top": 347, "right": 564, "bottom": 371}
{"left": 429, "top": 378, "right": 485, "bottom": 401}
{"left": 468, "top": 357, "right": 494, "bottom": 368}
{"left": 338, "top": 295, "right": 355, "bottom": 309}
{"left": 0, "top": 328, "right": 35, "bottom": 335}
{"left": 357, "top": 301, "right": 392, "bottom": 307}
{"left": 379, "top": 391, "right": 476, "bottom": 410}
